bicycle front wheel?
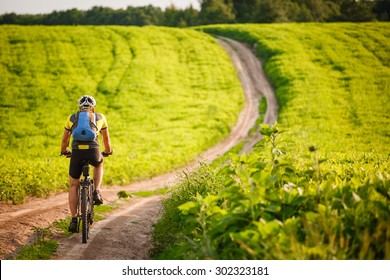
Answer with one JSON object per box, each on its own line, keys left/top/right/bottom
{"left": 81, "top": 187, "right": 90, "bottom": 244}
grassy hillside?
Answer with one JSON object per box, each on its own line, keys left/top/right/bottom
{"left": 0, "top": 25, "right": 244, "bottom": 204}
{"left": 200, "top": 22, "right": 390, "bottom": 155}
{"left": 152, "top": 23, "right": 390, "bottom": 260}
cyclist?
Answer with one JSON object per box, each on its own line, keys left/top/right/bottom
{"left": 60, "top": 95, "right": 113, "bottom": 233}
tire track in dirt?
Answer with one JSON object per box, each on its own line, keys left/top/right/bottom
{"left": 0, "top": 38, "right": 277, "bottom": 260}
{"left": 217, "top": 37, "right": 278, "bottom": 153}
{"left": 56, "top": 196, "right": 161, "bottom": 260}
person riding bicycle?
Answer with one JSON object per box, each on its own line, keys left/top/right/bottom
{"left": 60, "top": 95, "right": 113, "bottom": 233}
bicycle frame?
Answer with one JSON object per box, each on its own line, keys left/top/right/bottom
{"left": 77, "top": 163, "right": 95, "bottom": 244}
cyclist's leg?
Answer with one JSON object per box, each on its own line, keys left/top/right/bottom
{"left": 68, "top": 176, "right": 80, "bottom": 217}
{"left": 68, "top": 150, "right": 83, "bottom": 232}
{"left": 92, "top": 164, "right": 104, "bottom": 205}
{"left": 93, "top": 163, "right": 103, "bottom": 190}
{"left": 88, "top": 148, "right": 104, "bottom": 204}
{"left": 87, "top": 148, "right": 103, "bottom": 189}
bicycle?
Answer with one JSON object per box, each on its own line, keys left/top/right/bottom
{"left": 61, "top": 150, "right": 112, "bottom": 243}
{"left": 78, "top": 161, "right": 94, "bottom": 243}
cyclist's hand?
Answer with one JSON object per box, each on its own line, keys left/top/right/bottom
{"left": 102, "top": 150, "right": 113, "bottom": 157}
{"left": 60, "top": 150, "right": 72, "bottom": 158}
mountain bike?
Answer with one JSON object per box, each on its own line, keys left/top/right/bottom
{"left": 61, "top": 150, "right": 113, "bottom": 243}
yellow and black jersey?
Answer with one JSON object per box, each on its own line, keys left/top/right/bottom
{"left": 65, "top": 112, "right": 108, "bottom": 150}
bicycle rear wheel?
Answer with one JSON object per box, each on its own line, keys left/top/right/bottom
{"left": 81, "top": 187, "right": 90, "bottom": 244}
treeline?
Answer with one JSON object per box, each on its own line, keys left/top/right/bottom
{"left": 1, "top": 0, "right": 388, "bottom": 26}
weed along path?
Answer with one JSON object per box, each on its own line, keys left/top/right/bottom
{"left": 0, "top": 38, "right": 277, "bottom": 260}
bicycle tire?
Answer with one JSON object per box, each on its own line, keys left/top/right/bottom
{"left": 81, "top": 186, "right": 89, "bottom": 244}
{"left": 89, "top": 179, "right": 94, "bottom": 225}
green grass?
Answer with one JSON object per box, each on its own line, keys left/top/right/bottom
{"left": 131, "top": 187, "right": 171, "bottom": 197}
{"left": 0, "top": 25, "right": 244, "bottom": 204}
{"left": 199, "top": 22, "right": 390, "bottom": 156}
{"left": 152, "top": 22, "right": 390, "bottom": 260}
{"left": 12, "top": 239, "right": 58, "bottom": 260}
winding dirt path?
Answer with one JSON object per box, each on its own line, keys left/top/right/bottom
{"left": 0, "top": 38, "right": 277, "bottom": 260}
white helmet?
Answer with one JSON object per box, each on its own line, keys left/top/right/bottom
{"left": 78, "top": 95, "right": 96, "bottom": 109}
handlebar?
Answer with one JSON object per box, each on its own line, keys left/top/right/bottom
{"left": 60, "top": 150, "right": 113, "bottom": 158}
{"left": 60, "top": 150, "right": 72, "bottom": 158}
{"left": 102, "top": 150, "right": 114, "bottom": 157}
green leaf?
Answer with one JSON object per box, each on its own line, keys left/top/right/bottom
{"left": 256, "top": 220, "right": 282, "bottom": 239}
{"left": 178, "top": 201, "right": 198, "bottom": 214}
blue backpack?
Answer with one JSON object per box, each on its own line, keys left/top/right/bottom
{"left": 71, "top": 111, "right": 97, "bottom": 141}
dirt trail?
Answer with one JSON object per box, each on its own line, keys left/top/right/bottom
{"left": 0, "top": 38, "right": 277, "bottom": 260}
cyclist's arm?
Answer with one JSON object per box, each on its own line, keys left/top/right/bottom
{"left": 61, "top": 129, "right": 71, "bottom": 153}
{"left": 61, "top": 115, "right": 73, "bottom": 153}
{"left": 100, "top": 128, "right": 112, "bottom": 154}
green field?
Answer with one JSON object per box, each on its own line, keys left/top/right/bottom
{"left": 152, "top": 23, "right": 390, "bottom": 260}
{"left": 1, "top": 22, "right": 389, "bottom": 260}
{"left": 201, "top": 22, "right": 390, "bottom": 155}
{"left": 0, "top": 25, "right": 243, "bottom": 204}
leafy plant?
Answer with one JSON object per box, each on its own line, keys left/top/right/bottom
{"left": 153, "top": 124, "right": 389, "bottom": 259}
{"left": 117, "top": 190, "right": 133, "bottom": 199}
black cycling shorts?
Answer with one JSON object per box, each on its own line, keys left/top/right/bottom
{"left": 69, "top": 148, "right": 103, "bottom": 179}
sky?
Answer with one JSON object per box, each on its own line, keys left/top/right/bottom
{"left": 0, "top": 0, "right": 201, "bottom": 15}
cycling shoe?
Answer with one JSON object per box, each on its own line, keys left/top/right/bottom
{"left": 68, "top": 218, "right": 78, "bottom": 233}
{"left": 93, "top": 190, "right": 103, "bottom": 205}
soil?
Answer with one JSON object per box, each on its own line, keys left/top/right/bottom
{"left": 0, "top": 38, "right": 277, "bottom": 260}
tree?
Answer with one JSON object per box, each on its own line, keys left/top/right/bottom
{"left": 199, "top": 0, "right": 236, "bottom": 24}
{"left": 291, "top": 0, "right": 340, "bottom": 21}
{"left": 181, "top": 5, "right": 200, "bottom": 26}
{"left": 0, "top": 0, "right": 387, "bottom": 26}
{"left": 82, "top": 6, "right": 114, "bottom": 24}
{"left": 0, "top": 13, "right": 20, "bottom": 24}
{"left": 338, "top": 0, "right": 376, "bottom": 21}
{"left": 373, "top": 0, "right": 390, "bottom": 20}
{"left": 233, "top": 0, "right": 258, "bottom": 22}
{"left": 252, "top": 0, "right": 300, "bottom": 23}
